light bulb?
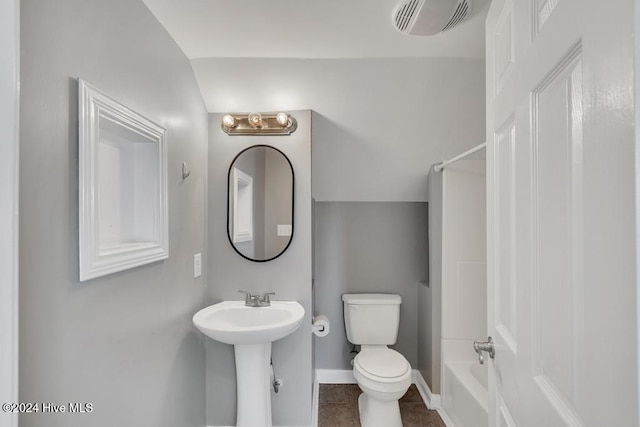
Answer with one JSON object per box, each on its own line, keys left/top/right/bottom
{"left": 222, "top": 114, "right": 236, "bottom": 128}
{"left": 248, "top": 113, "right": 263, "bottom": 127}
{"left": 276, "top": 112, "right": 289, "bottom": 127}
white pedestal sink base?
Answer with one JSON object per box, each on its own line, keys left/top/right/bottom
{"left": 192, "top": 301, "right": 305, "bottom": 427}
{"left": 234, "top": 342, "right": 273, "bottom": 427}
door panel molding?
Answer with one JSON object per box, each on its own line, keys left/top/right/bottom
{"left": 494, "top": 0, "right": 514, "bottom": 97}
{"left": 494, "top": 116, "right": 517, "bottom": 353}
{"left": 532, "top": 0, "right": 560, "bottom": 38}
{"left": 530, "top": 42, "right": 585, "bottom": 425}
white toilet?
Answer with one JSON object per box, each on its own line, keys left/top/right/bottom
{"left": 342, "top": 293, "right": 411, "bottom": 427}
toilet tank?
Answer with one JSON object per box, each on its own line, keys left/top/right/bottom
{"left": 342, "top": 294, "right": 402, "bottom": 345}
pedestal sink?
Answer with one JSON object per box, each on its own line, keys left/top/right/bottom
{"left": 193, "top": 300, "right": 305, "bottom": 427}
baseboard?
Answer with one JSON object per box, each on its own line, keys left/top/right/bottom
{"left": 315, "top": 369, "right": 356, "bottom": 384}
{"left": 412, "top": 369, "right": 441, "bottom": 410}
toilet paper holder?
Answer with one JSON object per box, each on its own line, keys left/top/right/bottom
{"left": 312, "top": 315, "right": 330, "bottom": 337}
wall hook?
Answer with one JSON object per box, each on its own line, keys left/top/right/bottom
{"left": 182, "top": 162, "right": 191, "bottom": 180}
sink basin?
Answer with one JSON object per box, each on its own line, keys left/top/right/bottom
{"left": 193, "top": 300, "right": 305, "bottom": 345}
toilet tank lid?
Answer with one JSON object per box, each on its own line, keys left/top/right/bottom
{"left": 342, "top": 294, "right": 402, "bottom": 305}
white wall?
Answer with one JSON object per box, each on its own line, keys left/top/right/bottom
{"left": 19, "top": 1, "right": 208, "bottom": 426}
{"left": 207, "top": 111, "right": 312, "bottom": 426}
{"left": 0, "top": 1, "right": 19, "bottom": 426}
{"left": 192, "top": 57, "right": 486, "bottom": 202}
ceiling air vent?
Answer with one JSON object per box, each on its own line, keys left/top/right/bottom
{"left": 395, "top": 0, "right": 423, "bottom": 33}
{"left": 393, "top": 0, "right": 473, "bottom": 36}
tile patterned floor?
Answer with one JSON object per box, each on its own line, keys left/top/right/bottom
{"left": 318, "top": 384, "right": 446, "bottom": 427}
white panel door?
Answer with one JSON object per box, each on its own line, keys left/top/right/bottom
{"left": 486, "top": 0, "right": 638, "bottom": 426}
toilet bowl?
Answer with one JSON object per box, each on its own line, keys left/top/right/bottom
{"left": 353, "top": 347, "right": 411, "bottom": 427}
{"left": 342, "top": 294, "right": 412, "bottom": 427}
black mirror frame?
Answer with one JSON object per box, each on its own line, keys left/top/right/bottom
{"left": 227, "top": 144, "right": 295, "bottom": 262}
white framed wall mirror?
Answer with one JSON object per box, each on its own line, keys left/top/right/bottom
{"left": 227, "top": 145, "right": 294, "bottom": 262}
{"left": 78, "top": 79, "right": 169, "bottom": 281}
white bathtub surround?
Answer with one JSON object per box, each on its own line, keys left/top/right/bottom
{"left": 431, "top": 157, "right": 488, "bottom": 427}
{"left": 441, "top": 361, "right": 488, "bottom": 427}
{"left": 440, "top": 160, "right": 487, "bottom": 344}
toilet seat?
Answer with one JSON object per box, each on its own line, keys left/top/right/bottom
{"left": 356, "top": 348, "right": 410, "bottom": 380}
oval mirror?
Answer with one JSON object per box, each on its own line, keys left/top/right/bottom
{"left": 227, "top": 145, "right": 294, "bottom": 262}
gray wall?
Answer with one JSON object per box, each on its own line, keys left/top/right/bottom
{"left": 19, "top": 1, "right": 208, "bottom": 426}
{"left": 313, "top": 202, "right": 428, "bottom": 370}
{"left": 191, "top": 58, "right": 486, "bottom": 202}
{"left": 207, "top": 111, "right": 312, "bottom": 426}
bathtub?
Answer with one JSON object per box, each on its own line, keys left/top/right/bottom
{"left": 441, "top": 361, "right": 488, "bottom": 427}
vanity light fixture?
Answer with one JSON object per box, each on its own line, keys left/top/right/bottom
{"left": 221, "top": 112, "right": 298, "bottom": 136}
{"left": 276, "top": 112, "right": 290, "bottom": 126}
{"left": 248, "top": 112, "right": 263, "bottom": 128}
{"left": 222, "top": 114, "right": 237, "bottom": 129}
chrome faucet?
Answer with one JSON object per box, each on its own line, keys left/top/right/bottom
{"left": 238, "top": 290, "right": 276, "bottom": 307}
